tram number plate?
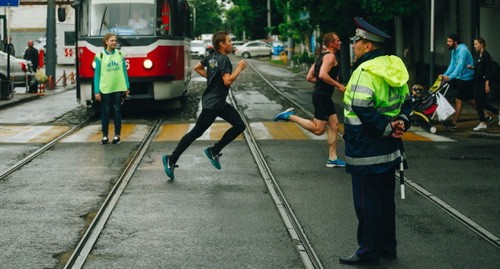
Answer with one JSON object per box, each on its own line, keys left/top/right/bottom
{"left": 64, "top": 48, "right": 74, "bottom": 57}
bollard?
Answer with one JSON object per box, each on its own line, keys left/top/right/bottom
{"left": 69, "top": 72, "right": 75, "bottom": 84}
{"left": 69, "top": 71, "right": 76, "bottom": 84}
{"left": 37, "top": 83, "right": 45, "bottom": 96}
{"left": 48, "top": 75, "right": 55, "bottom": 90}
{"left": 62, "top": 70, "right": 67, "bottom": 87}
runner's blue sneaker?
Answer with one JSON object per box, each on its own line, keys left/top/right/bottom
{"left": 273, "top": 108, "right": 296, "bottom": 121}
{"left": 204, "top": 147, "right": 222, "bottom": 169}
{"left": 326, "top": 158, "right": 346, "bottom": 168}
{"left": 162, "top": 155, "right": 177, "bottom": 180}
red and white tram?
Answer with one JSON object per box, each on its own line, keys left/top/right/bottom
{"left": 73, "top": 0, "right": 191, "bottom": 108}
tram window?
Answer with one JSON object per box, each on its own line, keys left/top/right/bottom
{"left": 64, "top": 32, "right": 76, "bottom": 46}
{"left": 80, "top": 0, "right": 89, "bottom": 36}
{"left": 157, "top": 0, "right": 171, "bottom": 36}
{"left": 88, "top": 0, "right": 155, "bottom": 37}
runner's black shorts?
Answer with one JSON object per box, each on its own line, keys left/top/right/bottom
{"left": 312, "top": 93, "right": 337, "bottom": 120}
{"left": 450, "top": 79, "right": 474, "bottom": 100}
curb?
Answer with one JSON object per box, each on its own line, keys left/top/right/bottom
{"left": 0, "top": 85, "right": 76, "bottom": 110}
{"left": 0, "top": 94, "right": 42, "bottom": 110}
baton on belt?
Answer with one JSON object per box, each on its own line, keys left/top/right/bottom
{"left": 399, "top": 154, "right": 405, "bottom": 200}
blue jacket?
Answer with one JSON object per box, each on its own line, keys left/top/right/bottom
{"left": 444, "top": 44, "right": 474, "bottom": 81}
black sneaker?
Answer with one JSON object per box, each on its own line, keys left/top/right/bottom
{"left": 112, "top": 136, "right": 121, "bottom": 144}
{"left": 486, "top": 116, "right": 494, "bottom": 125}
{"left": 204, "top": 147, "right": 222, "bottom": 169}
{"left": 101, "top": 136, "right": 108, "bottom": 144}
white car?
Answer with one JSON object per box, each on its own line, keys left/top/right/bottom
{"left": 0, "top": 51, "right": 35, "bottom": 88}
{"left": 234, "top": 41, "right": 271, "bottom": 58}
{"left": 232, "top": 41, "right": 245, "bottom": 54}
{"left": 190, "top": 40, "right": 207, "bottom": 59}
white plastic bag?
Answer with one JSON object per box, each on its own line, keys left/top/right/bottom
{"left": 435, "top": 92, "right": 455, "bottom": 121}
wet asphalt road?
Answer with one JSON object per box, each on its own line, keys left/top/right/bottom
{"left": 0, "top": 58, "right": 498, "bottom": 268}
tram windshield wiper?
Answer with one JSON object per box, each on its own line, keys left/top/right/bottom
{"left": 99, "top": 6, "right": 109, "bottom": 36}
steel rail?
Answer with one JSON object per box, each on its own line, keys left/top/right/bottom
{"left": 63, "top": 118, "right": 163, "bottom": 269}
{"left": 249, "top": 59, "right": 500, "bottom": 252}
{"left": 0, "top": 119, "right": 90, "bottom": 181}
{"left": 229, "top": 82, "right": 323, "bottom": 268}
{"left": 401, "top": 177, "right": 500, "bottom": 250}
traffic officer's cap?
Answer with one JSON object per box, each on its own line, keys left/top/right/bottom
{"left": 351, "top": 17, "right": 391, "bottom": 43}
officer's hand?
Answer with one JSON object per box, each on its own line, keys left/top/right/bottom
{"left": 95, "top": 93, "right": 101, "bottom": 102}
{"left": 391, "top": 120, "right": 405, "bottom": 139}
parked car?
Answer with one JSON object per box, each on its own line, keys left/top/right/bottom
{"left": 0, "top": 50, "right": 35, "bottom": 88}
{"left": 233, "top": 41, "right": 271, "bottom": 58}
{"left": 33, "top": 36, "right": 46, "bottom": 52}
{"left": 232, "top": 40, "right": 245, "bottom": 54}
{"left": 190, "top": 40, "right": 207, "bottom": 59}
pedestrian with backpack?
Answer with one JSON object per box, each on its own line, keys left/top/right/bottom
{"left": 94, "top": 33, "right": 130, "bottom": 145}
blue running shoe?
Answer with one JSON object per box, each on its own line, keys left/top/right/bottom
{"left": 273, "top": 108, "right": 296, "bottom": 121}
{"left": 204, "top": 148, "right": 221, "bottom": 169}
{"left": 162, "top": 155, "right": 177, "bottom": 180}
{"left": 326, "top": 158, "right": 346, "bottom": 168}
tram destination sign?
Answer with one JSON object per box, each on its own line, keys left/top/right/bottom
{"left": 0, "top": 0, "right": 19, "bottom": 6}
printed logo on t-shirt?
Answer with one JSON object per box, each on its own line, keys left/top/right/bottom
{"left": 209, "top": 58, "right": 218, "bottom": 69}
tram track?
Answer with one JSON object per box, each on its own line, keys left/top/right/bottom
{"left": 230, "top": 64, "right": 324, "bottom": 268}
{"left": 0, "top": 119, "right": 91, "bottom": 181}
{"left": 63, "top": 118, "right": 163, "bottom": 269}
{"left": 245, "top": 59, "right": 500, "bottom": 251}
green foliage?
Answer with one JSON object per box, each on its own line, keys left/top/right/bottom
{"left": 293, "top": 51, "right": 315, "bottom": 65}
{"left": 359, "top": 0, "right": 425, "bottom": 21}
{"left": 189, "top": 0, "right": 223, "bottom": 38}
{"left": 272, "top": 0, "right": 425, "bottom": 55}
{"left": 224, "top": 6, "right": 245, "bottom": 39}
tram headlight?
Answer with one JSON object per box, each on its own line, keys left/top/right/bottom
{"left": 143, "top": 59, "right": 153, "bottom": 69}
{"left": 91, "top": 61, "right": 96, "bottom": 69}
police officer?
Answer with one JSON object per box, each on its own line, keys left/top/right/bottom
{"left": 340, "top": 17, "right": 411, "bottom": 265}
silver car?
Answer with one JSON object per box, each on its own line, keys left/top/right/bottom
{"left": 0, "top": 50, "right": 35, "bottom": 88}
{"left": 190, "top": 40, "right": 207, "bottom": 59}
{"left": 234, "top": 41, "right": 271, "bottom": 58}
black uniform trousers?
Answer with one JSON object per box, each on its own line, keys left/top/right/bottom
{"left": 352, "top": 168, "right": 397, "bottom": 260}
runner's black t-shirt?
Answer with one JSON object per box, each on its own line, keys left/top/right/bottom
{"left": 200, "top": 52, "right": 233, "bottom": 110}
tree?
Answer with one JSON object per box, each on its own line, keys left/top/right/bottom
{"left": 189, "top": 0, "right": 223, "bottom": 38}
{"left": 223, "top": 6, "right": 245, "bottom": 39}
{"left": 275, "top": 0, "right": 424, "bottom": 53}
{"left": 225, "top": 0, "right": 283, "bottom": 40}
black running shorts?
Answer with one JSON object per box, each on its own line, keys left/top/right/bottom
{"left": 312, "top": 93, "right": 337, "bottom": 121}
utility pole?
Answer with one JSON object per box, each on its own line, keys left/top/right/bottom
{"left": 287, "top": 1, "right": 293, "bottom": 65}
{"left": 46, "top": 0, "right": 56, "bottom": 82}
{"left": 267, "top": 0, "right": 271, "bottom": 38}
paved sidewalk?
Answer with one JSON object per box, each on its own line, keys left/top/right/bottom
{"left": 0, "top": 65, "right": 77, "bottom": 110}
{"left": 0, "top": 84, "right": 76, "bottom": 110}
